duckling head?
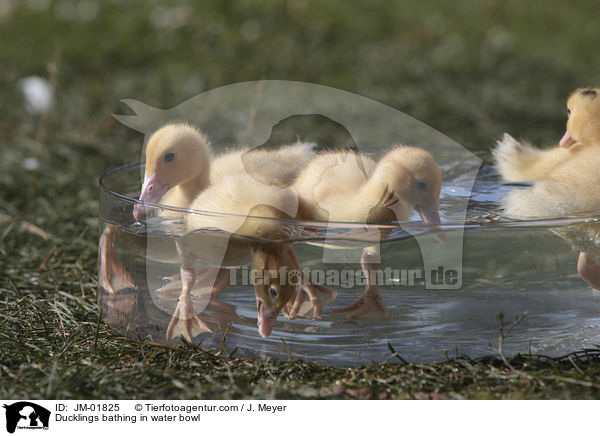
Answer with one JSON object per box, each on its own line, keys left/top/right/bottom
{"left": 134, "top": 123, "right": 211, "bottom": 220}
{"left": 375, "top": 146, "right": 443, "bottom": 228}
{"left": 560, "top": 87, "right": 600, "bottom": 148}
{"left": 252, "top": 243, "right": 298, "bottom": 338}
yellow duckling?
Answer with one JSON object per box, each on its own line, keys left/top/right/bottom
{"left": 100, "top": 123, "right": 315, "bottom": 294}
{"left": 170, "top": 173, "right": 325, "bottom": 340}
{"left": 494, "top": 88, "right": 600, "bottom": 290}
{"left": 292, "top": 147, "right": 443, "bottom": 319}
{"left": 560, "top": 87, "right": 600, "bottom": 148}
{"left": 133, "top": 124, "right": 210, "bottom": 219}
{"left": 499, "top": 145, "right": 600, "bottom": 289}
{"left": 134, "top": 122, "right": 316, "bottom": 220}
{"left": 494, "top": 87, "right": 600, "bottom": 182}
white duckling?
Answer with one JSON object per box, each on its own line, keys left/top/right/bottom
{"left": 169, "top": 173, "right": 326, "bottom": 340}
{"left": 292, "top": 147, "right": 443, "bottom": 319}
{"left": 494, "top": 87, "right": 600, "bottom": 290}
{"left": 494, "top": 87, "right": 600, "bottom": 182}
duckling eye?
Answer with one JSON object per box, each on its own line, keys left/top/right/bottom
{"left": 164, "top": 152, "right": 175, "bottom": 163}
{"left": 269, "top": 287, "right": 278, "bottom": 299}
{"left": 567, "top": 108, "right": 571, "bottom": 116}
{"left": 417, "top": 181, "right": 427, "bottom": 190}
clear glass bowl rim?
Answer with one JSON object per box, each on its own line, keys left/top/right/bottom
{"left": 99, "top": 162, "right": 600, "bottom": 232}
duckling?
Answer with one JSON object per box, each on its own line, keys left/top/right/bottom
{"left": 100, "top": 123, "right": 315, "bottom": 295}
{"left": 168, "top": 173, "right": 326, "bottom": 340}
{"left": 494, "top": 87, "right": 600, "bottom": 290}
{"left": 133, "top": 122, "right": 316, "bottom": 220}
{"left": 499, "top": 145, "right": 600, "bottom": 288}
{"left": 495, "top": 89, "right": 600, "bottom": 291}
{"left": 292, "top": 147, "right": 443, "bottom": 319}
{"left": 494, "top": 88, "right": 600, "bottom": 182}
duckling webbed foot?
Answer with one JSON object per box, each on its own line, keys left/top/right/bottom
{"left": 166, "top": 266, "right": 212, "bottom": 342}
{"left": 284, "top": 248, "right": 338, "bottom": 319}
{"left": 331, "top": 286, "right": 390, "bottom": 319}
{"left": 285, "top": 283, "right": 338, "bottom": 320}
{"left": 166, "top": 299, "right": 212, "bottom": 342}
{"left": 160, "top": 267, "right": 230, "bottom": 296}
{"left": 331, "top": 248, "right": 389, "bottom": 319}
{"left": 577, "top": 252, "right": 600, "bottom": 290}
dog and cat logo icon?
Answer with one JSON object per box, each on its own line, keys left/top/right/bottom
{"left": 3, "top": 402, "right": 50, "bottom": 433}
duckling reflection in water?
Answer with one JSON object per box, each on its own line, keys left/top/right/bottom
{"left": 98, "top": 225, "right": 136, "bottom": 294}
{"left": 494, "top": 87, "right": 600, "bottom": 290}
{"left": 293, "top": 146, "right": 444, "bottom": 319}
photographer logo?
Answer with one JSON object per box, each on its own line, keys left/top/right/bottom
{"left": 3, "top": 402, "right": 50, "bottom": 433}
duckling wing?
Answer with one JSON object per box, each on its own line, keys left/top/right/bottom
{"left": 502, "top": 147, "right": 600, "bottom": 255}
{"left": 294, "top": 151, "right": 376, "bottom": 222}
{"left": 210, "top": 141, "right": 316, "bottom": 187}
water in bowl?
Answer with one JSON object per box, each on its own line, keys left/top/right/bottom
{"left": 98, "top": 156, "right": 600, "bottom": 365}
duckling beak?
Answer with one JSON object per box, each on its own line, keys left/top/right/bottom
{"left": 133, "top": 172, "right": 170, "bottom": 220}
{"left": 416, "top": 203, "right": 446, "bottom": 243}
{"left": 560, "top": 129, "right": 576, "bottom": 148}
{"left": 256, "top": 300, "right": 278, "bottom": 338}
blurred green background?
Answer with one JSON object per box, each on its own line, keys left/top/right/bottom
{"left": 3, "top": 0, "right": 600, "bottom": 239}
{"left": 3, "top": 0, "right": 600, "bottom": 146}
{"left": 2, "top": 0, "right": 600, "bottom": 398}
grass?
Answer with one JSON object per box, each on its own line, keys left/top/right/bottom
{"left": 2, "top": 0, "right": 600, "bottom": 399}
{"left": 3, "top": 253, "right": 600, "bottom": 399}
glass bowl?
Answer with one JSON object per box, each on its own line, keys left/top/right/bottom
{"left": 98, "top": 161, "right": 600, "bottom": 365}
